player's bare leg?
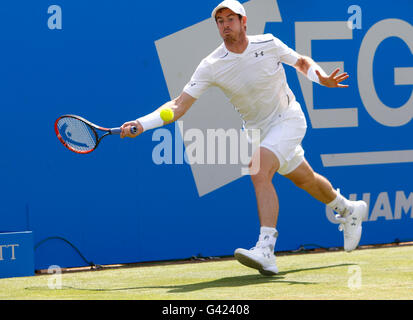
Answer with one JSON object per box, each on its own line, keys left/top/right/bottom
{"left": 284, "top": 159, "right": 336, "bottom": 204}
{"left": 234, "top": 147, "right": 280, "bottom": 276}
{"left": 250, "top": 147, "right": 280, "bottom": 228}
{"left": 285, "top": 159, "right": 368, "bottom": 252}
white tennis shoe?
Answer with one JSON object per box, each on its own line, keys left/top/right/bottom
{"left": 335, "top": 200, "right": 368, "bottom": 252}
{"left": 234, "top": 244, "right": 278, "bottom": 276}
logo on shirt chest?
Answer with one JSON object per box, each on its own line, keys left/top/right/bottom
{"left": 254, "top": 51, "right": 264, "bottom": 58}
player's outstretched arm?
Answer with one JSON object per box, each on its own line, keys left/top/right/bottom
{"left": 294, "top": 55, "right": 349, "bottom": 88}
{"left": 120, "top": 92, "right": 196, "bottom": 138}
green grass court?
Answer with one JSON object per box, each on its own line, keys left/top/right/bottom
{"left": 1, "top": 244, "right": 412, "bottom": 300}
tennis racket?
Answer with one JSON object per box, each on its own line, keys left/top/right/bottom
{"left": 55, "top": 114, "right": 137, "bottom": 154}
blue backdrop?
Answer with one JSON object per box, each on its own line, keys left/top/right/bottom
{"left": 0, "top": 0, "right": 412, "bottom": 270}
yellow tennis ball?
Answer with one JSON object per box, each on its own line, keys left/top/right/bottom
{"left": 160, "top": 108, "right": 174, "bottom": 122}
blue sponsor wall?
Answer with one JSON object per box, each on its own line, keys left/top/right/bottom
{"left": 0, "top": 0, "right": 412, "bottom": 270}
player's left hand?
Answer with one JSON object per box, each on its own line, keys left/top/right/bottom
{"left": 316, "top": 68, "right": 349, "bottom": 88}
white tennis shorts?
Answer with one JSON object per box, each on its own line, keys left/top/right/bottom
{"left": 260, "top": 100, "right": 307, "bottom": 175}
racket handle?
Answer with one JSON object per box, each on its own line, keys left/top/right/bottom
{"left": 111, "top": 127, "right": 137, "bottom": 135}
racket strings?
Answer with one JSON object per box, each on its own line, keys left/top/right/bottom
{"left": 57, "top": 117, "right": 97, "bottom": 152}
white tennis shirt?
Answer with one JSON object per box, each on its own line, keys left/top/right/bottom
{"left": 183, "top": 33, "right": 300, "bottom": 135}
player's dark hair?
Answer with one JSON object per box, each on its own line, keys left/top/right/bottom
{"left": 214, "top": 8, "right": 243, "bottom": 22}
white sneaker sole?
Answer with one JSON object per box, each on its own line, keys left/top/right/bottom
{"left": 234, "top": 249, "right": 278, "bottom": 276}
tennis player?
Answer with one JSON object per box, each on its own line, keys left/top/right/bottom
{"left": 121, "top": 0, "right": 367, "bottom": 275}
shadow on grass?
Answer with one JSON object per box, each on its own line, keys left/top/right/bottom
{"left": 151, "top": 263, "right": 356, "bottom": 293}
{"left": 26, "top": 263, "right": 356, "bottom": 293}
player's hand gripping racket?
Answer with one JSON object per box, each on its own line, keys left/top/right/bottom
{"left": 55, "top": 115, "right": 137, "bottom": 154}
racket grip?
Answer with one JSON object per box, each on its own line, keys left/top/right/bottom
{"left": 111, "top": 127, "right": 137, "bottom": 135}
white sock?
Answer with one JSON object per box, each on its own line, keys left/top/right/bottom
{"left": 258, "top": 226, "right": 278, "bottom": 251}
{"left": 327, "top": 189, "right": 352, "bottom": 216}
